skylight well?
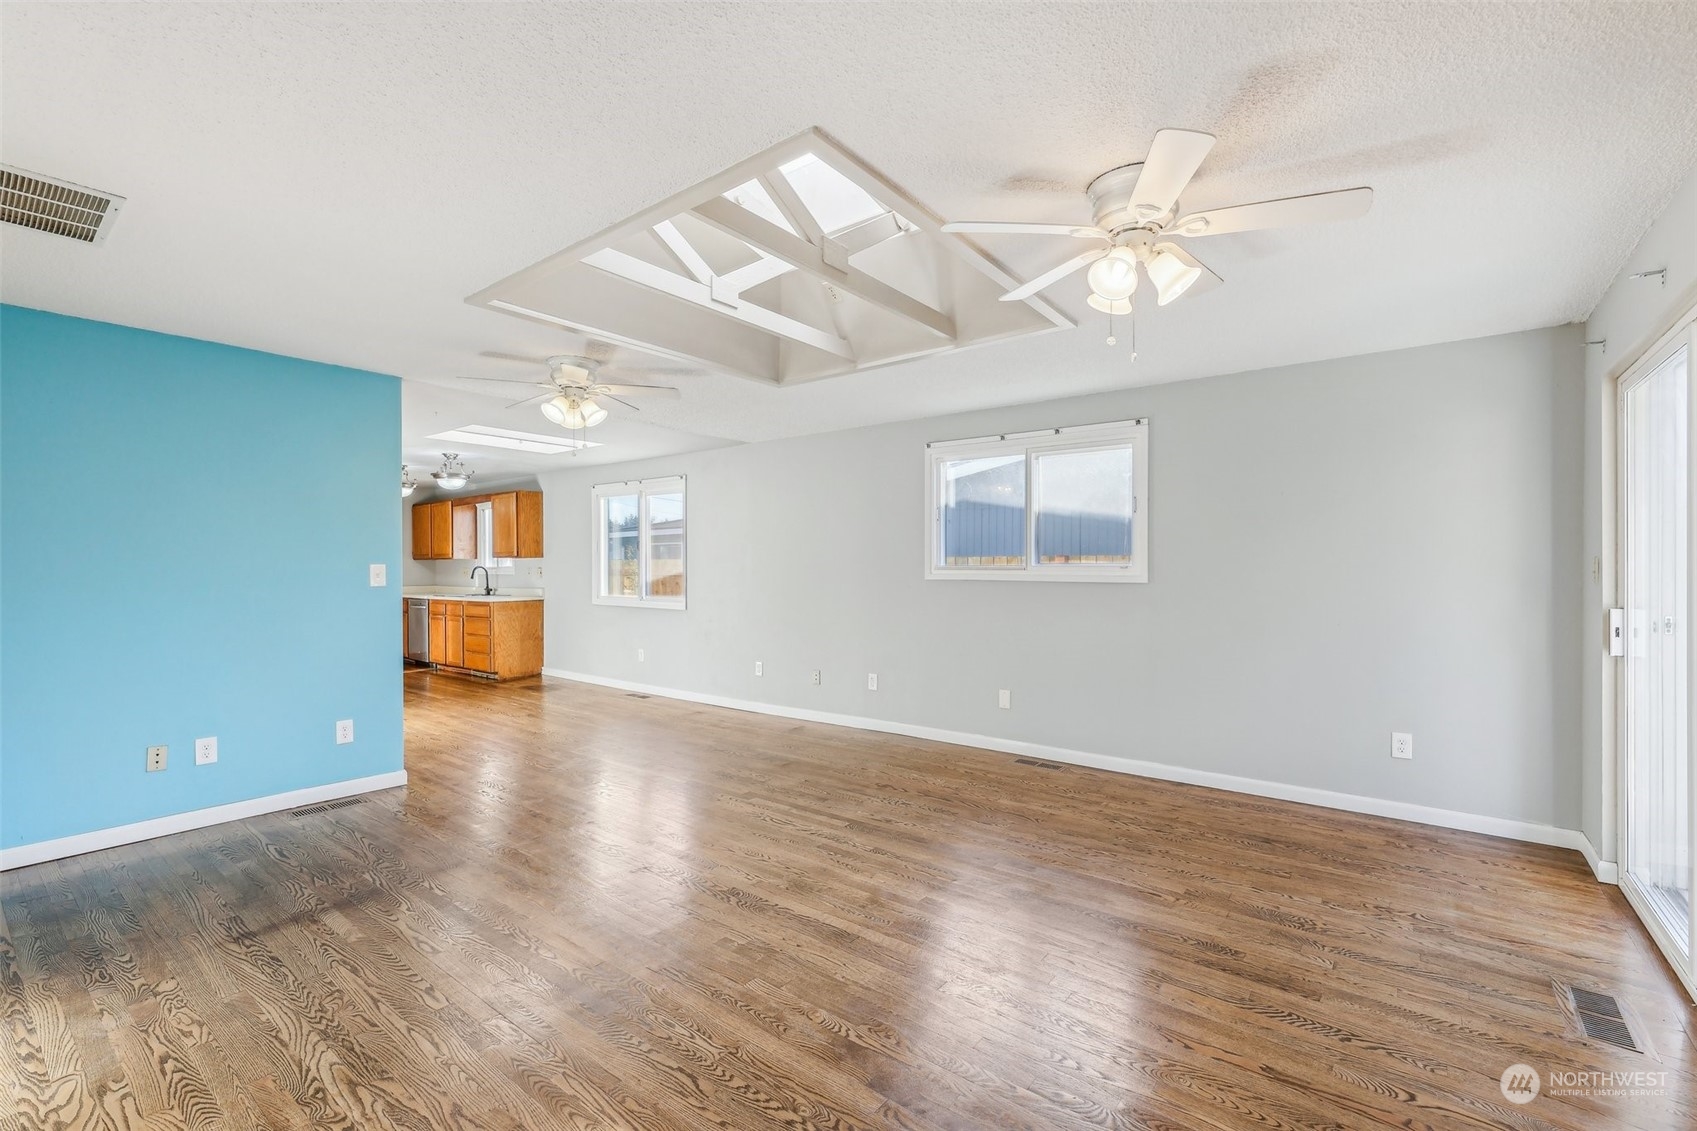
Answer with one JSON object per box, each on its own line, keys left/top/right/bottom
{"left": 467, "top": 129, "right": 1070, "bottom": 387}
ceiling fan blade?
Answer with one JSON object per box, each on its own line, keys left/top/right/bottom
{"left": 1000, "top": 247, "right": 1109, "bottom": 302}
{"left": 1129, "top": 129, "right": 1216, "bottom": 220}
{"left": 942, "top": 222, "right": 1110, "bottom": 240}
{"left": 1151, "top": 242, "right": 1224, "bottom": 302}
{"left": 479, "top": 350, "right": 551, "bottom": 365}
{"left": 1169, "top": 186, "right": 1373, "bottom": 237}
{"left": 596, "top": 383, "right": 681, "bottom": 398}
{"left": 505, "top": 391, "right": 557, "bottom": 410}
{"left": 602, "top": 394, "right": 641, "bottom": 411}
{"left": 456, "top": 375, "right": 554, "bottom": 387}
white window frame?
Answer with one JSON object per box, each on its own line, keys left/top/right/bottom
{"left": 473, "top": 500, "right": 515, "bottom": 574}
{"left": 592, "top": 475, "right": 686, "bottom": 609}
{"left": 925, "top": 419, "right": 1147, "bottom": 583}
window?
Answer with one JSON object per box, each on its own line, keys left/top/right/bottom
{"left": 593, "top": 476, "right": 686, "bottom": 607}
{"left": 925, "top": 419, "right": 1146, "bottom": 582}
{"left": 471, "top": 501, "right": 516, "bottom": 573}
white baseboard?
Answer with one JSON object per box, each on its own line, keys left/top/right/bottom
{"left": 1577, "top": 833, "right": 1621, "bottom": 885}
{"left": 0, "top": 770, "right": 409, "bottom": 871}
{"left": 544, "top": 668, "right": 1609, "bottom": 873}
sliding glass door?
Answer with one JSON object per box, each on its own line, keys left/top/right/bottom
{"left": 1620, "top": 323, "right": 1696, "bottom": 980}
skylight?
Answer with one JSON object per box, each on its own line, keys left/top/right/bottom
{"left": 427, "top": 424, "right": 599, "bottom": 454}
{"left": 468, "top": 128, "right": 1070, "bottom": 387}
{"left": 722, "top": 178, "right": 796, "bottom": 235}
{"left": 775, "top": 153, "right": 886, "bottom": 235}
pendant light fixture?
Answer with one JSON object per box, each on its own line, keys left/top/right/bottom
{"left": 401, "top": 465, "right": 418, "bottom": 497}
{"left": 431, "top": 452, "right": 474, "bottom": 491}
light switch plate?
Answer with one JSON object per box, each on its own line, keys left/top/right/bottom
{"left": 998, "top": 689, "right": 1012, "bottom": 709}
{"left": 867, "top": 673, "right": 878, "bottom": 691}
{"left": 369, "top": 563, "right": 387, "bottom": 587}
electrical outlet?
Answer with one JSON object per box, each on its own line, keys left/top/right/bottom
{"left": 637, "top": 648, "right": 645, "bottom": 663}
{"left": 754, "top": 660, "right": 763, "bottom": 676}
{"left": 369, "top": 563, "right": 387, "bottom": 587}
{"left": 146, "top": 744, "right": 168, "bottom": 772}
{"left": 998, "top": 689, "right": 1012, "bottom": 709}
{"left": 811, "top": 669, "right": 821, "bottom": 685}
{"left": 336, "top": 719, "right": 354, "bottom": 745}
{"left": 194, "top": 736, "right": 218, "bottom": 765}
{"left": 1391, "top": 732, "right": 1413, "bottom": 760}
{"left": 867, "top": 673, "right": 878, "bottom": 691}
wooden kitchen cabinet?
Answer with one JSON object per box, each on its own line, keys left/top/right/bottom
{"left": 410, "top": 491, "right": 542, "bottom": 561}
{"left": 428, "top": 603, "right": 446, "bottom": 663}
{"left": 451, "top": 503, "right": 477, "bottom": 561}
{"left": 410, "top": 500, "right": 455, "bottom": 560}
{"left": 493, "top": 490, "right": 544, "bottom": 558}
{"left": 411, "top": 502, "right": 434, "bottom": 559}
{"left": 443, "top": 602, "right": 464, "bottom": 667}
{"left": 425, "top": 599, "right": 542, "bottom": 680}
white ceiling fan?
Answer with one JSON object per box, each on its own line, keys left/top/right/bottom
{"left": 457, "top": 353, "right": 681, "bottom": 429}
{"left": 943, "top": 129, "right": 1373, "bottom": 313}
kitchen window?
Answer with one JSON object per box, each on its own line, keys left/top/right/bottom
{"left": 594, "top": 476, "right": 686, "bottom": 608}
{"left": 925, "top": 419, "right": 1147, "bottom": 582}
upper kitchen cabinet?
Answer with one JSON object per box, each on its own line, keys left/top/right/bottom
{"left": 410, "top": 491, "right": 543, "bottom": 561}
{"left": 410, "top": 499, "right": 454, "bottom": 560}
{"left": 452, "top": 502, "right": 477, "bottom": 561}
{"left": 494, "top": 490, "right": 544, "bottom": 558}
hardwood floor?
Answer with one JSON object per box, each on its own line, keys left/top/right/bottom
{"left": 6, "top": 671, "right": 1695, "bottom": 1129}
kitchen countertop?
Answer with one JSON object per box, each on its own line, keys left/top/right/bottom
{"left": 402, "top": 588, "right": 544, "bottom": 604}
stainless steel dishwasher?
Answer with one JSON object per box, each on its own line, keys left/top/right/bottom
{"left": 406, "top": 599, "right": 430, "bottom": 662}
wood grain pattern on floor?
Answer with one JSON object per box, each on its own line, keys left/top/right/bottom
{"left": 4, "top": 670, "right": 1694, "bottom": 1129}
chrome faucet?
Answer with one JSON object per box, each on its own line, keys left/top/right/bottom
{"left": 470, "top": 566, "right": 493, "bottom": 596}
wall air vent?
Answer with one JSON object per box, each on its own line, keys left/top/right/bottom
{"left": 467, "top": 128, "right": 1071, "bottom": 388}
{"left": 1, "top": 166, "right": 125, "bottom": 244}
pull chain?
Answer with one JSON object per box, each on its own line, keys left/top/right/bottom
{"left": 1128, "top": 292, "right": 1138, "bottom": 363}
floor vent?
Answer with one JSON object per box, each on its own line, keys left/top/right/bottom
{"left": 289, "top": 796, "right": 369, "bottom": 818}
{"left": 1569, "top": 986, "right": 1641, "bottom": 1053}
{"left": 1, "top": 166, "right": 125, "bottom": 244}
{"left": 1013, "top": 758, "right": 1067, "bottom": 770}
{"left": 627, "top": 693, "right": 652, "bottom": 699}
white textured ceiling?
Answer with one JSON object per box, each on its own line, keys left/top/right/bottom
{"left": 5, "top": 2, "right": 1697, "bottom": 472}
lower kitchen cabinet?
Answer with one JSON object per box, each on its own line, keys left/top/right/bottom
{"left": 423, "top": 599, "right": 542, "bottom": 680}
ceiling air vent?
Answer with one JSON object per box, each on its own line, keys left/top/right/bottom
{"left": 1, "top": 166, "right": 125, "bottom": 244}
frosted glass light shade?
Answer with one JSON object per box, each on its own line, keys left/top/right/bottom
{"left": 1147, "top": 248, "right": 1202, "bottom": 306}
{"left": 1086, "top": 248, "right": 1138, "bottom": 301}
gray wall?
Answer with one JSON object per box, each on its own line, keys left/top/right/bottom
{"left": 539, "top": 327, "right": 1584, "bottom": 831}
{"left": 1581, "top": 162, "right": 1697, "bottom": 861}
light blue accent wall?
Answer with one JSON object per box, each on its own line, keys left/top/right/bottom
{"left": 0, "top": 305, "right": 403, "bottom": 848}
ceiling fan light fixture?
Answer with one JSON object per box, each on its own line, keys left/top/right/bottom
{"left": 1086, "top": 293, "right": 1134, "bottom": 316}
{"left": 431, "top": 452, "right": 473, "bottom": 491}
{"left": 1147, "top": 249, "right": 1202, "bottom": 306}
{"left": 581, "top": 399, "right": 609, "bottom": 427}
{"left": 401, "top": 465, "right": 417, "bottom": 498}
{"left": 1086, "top": 247, "right": 1139, "bottom": 302}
